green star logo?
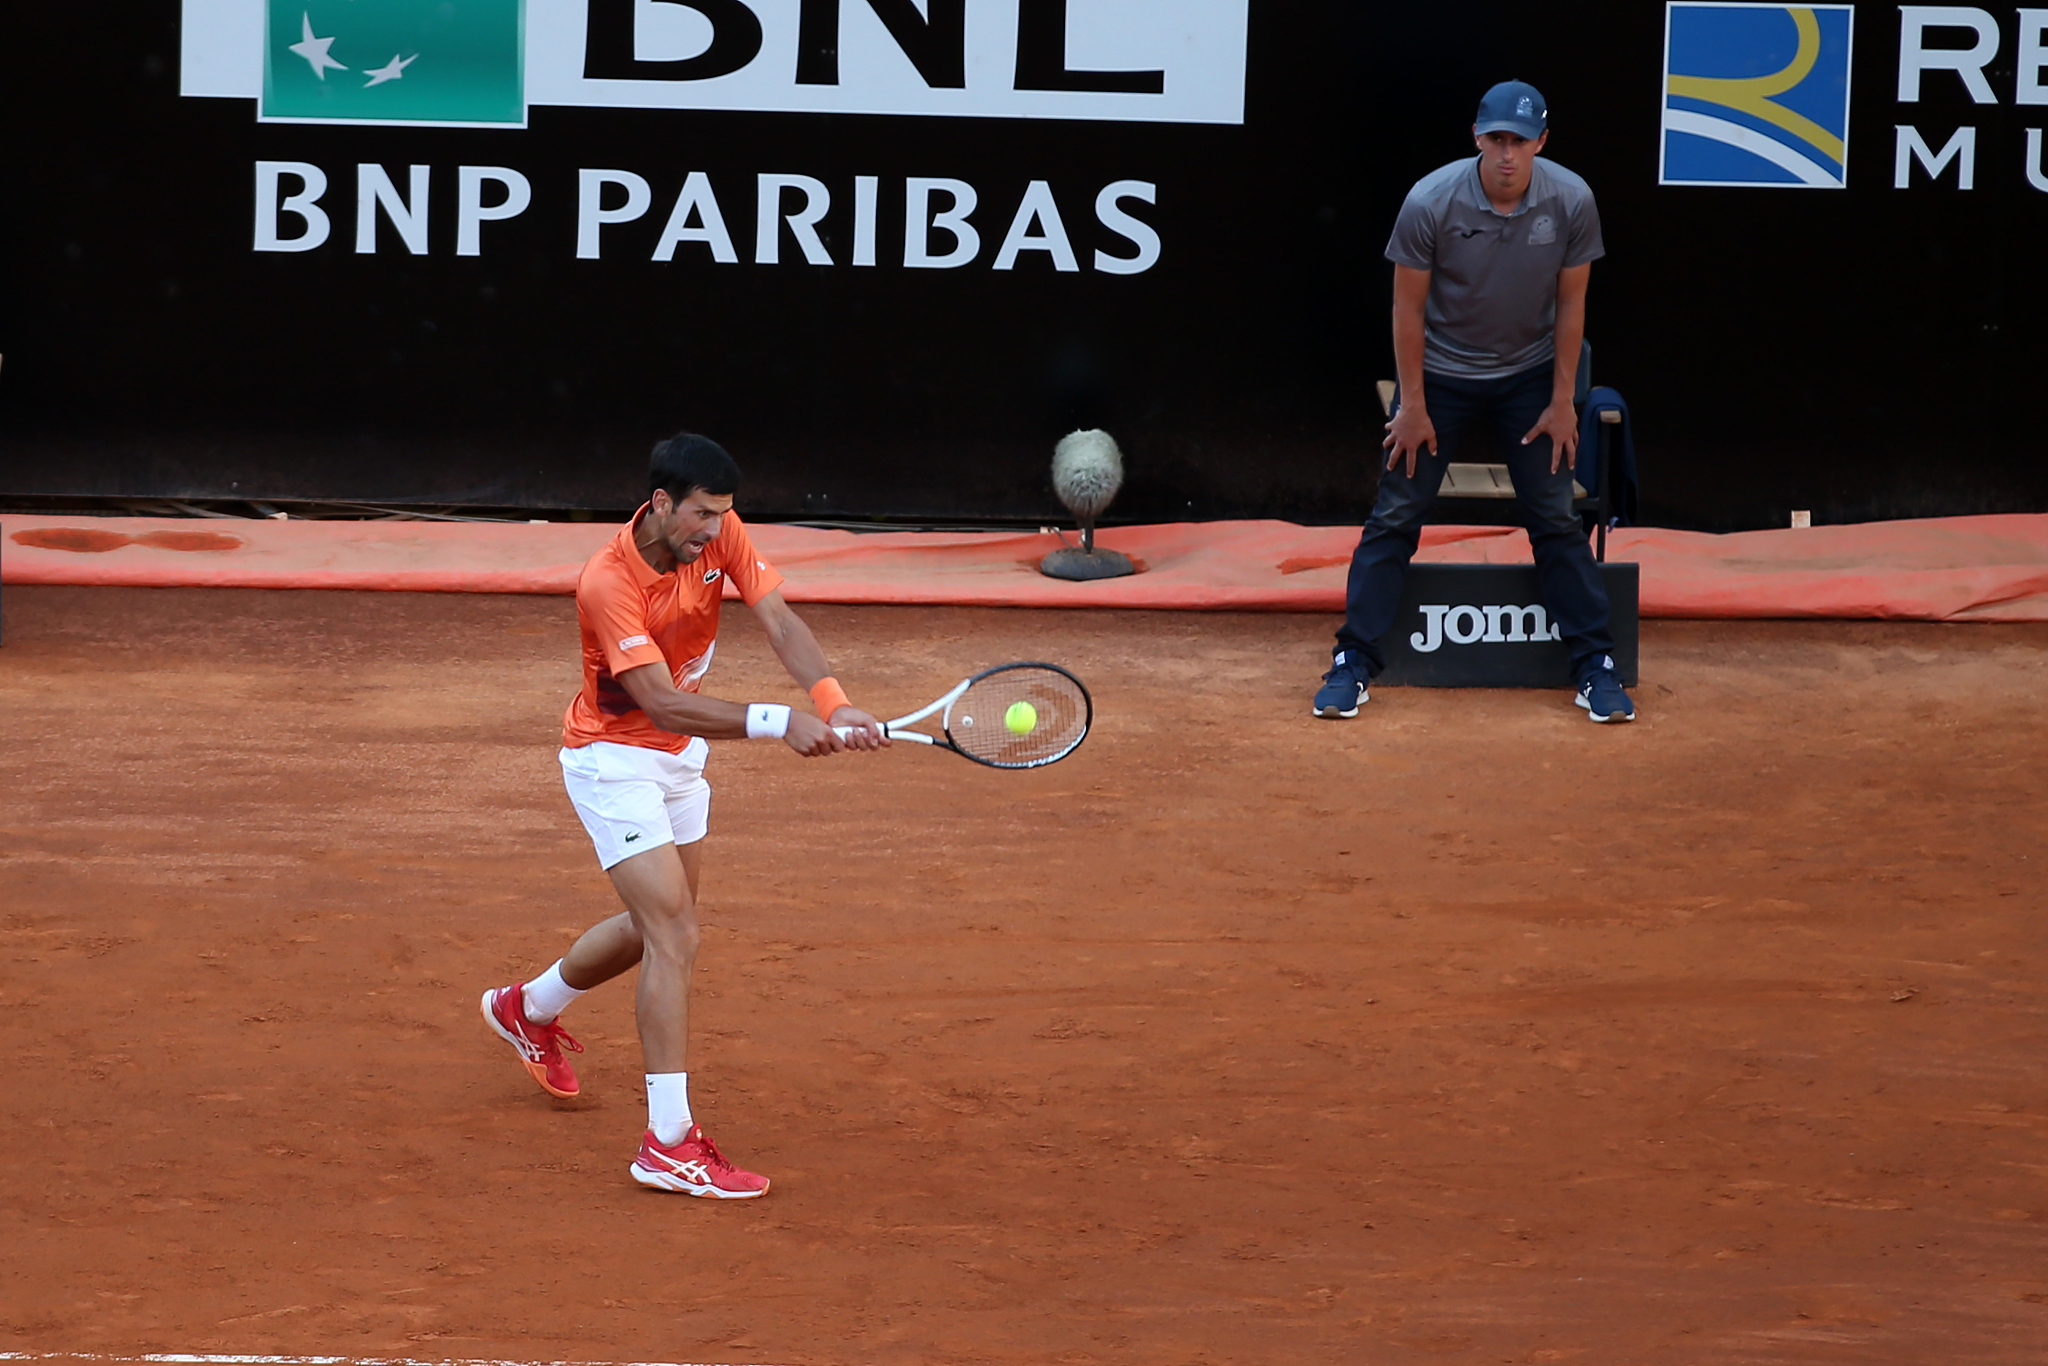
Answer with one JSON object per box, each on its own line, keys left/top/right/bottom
{"left": 262, "top": 2, "right": 525, "bottom": 127}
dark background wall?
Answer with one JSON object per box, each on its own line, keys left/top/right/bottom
{"left": 1, "top": 3, "right": 2042, "bottom": 530}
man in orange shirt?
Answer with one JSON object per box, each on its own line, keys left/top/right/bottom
{"left": 480, "top": 432, "right": 886, "bottom": 1198}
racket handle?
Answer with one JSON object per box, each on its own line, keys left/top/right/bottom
{"left": 833, "top": 725, "right": 930, "bottom": 745}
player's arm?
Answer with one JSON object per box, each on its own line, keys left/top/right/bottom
{"left": 614, "top": 661, "right": 846, "bottom": 757}
{"left": 1384, "top": 263, "right": 1436, "bottom": 477}
{"left": 1522, "top": 261, "right": 1591, "bottom": 473}
{"left": 748, "top": 589, "right": 888, "bottom": 750}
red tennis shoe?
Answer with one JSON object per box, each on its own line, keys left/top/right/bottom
{"left": 631, "top": 1125, "right": 770, "bottom": 1198}
{"left": 480, "top": 983, "right": 583, "bottom": 1098}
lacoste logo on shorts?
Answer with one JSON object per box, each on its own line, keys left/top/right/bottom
{"left": 703, "top": 568, "right": 722, "bottom": 584}
{"left": 619, "top": 634, "right": 651, "bottom": 650}
{"left": 625, "top": 832, "right": 641, "bottom": 843}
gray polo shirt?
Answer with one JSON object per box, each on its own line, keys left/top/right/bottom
{"left": 1384, "top": 156, "right": 1604, "bottom": 380}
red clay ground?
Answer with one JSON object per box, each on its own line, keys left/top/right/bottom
{"left": 1, "top": 586, "right": 2045, "bottom": 1366}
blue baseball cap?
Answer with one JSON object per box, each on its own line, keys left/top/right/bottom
{"left": 1475, "top": 80, "right": 1548, "bottom": 139}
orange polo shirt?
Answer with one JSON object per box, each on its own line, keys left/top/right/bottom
{"left": 561, "top": 505, "right": 785, "bottom": 753}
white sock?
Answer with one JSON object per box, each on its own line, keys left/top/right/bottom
{"left": 647, "top": 1072, "right": 693, "bottom": 1146}
{"left": 522, "top": 960, "right": 585, "bottom": 1024}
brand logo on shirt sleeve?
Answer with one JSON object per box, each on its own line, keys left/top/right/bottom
{"left": 619, "top": 634, "right": 651, "bottom": 650}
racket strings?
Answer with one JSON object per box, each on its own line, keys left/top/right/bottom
{"left": 945, "top": 668, "right": 1089, "bottom": 767}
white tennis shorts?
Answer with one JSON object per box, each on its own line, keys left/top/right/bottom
{"left": 559, "top": 738, "right": 711, "bottom": 870}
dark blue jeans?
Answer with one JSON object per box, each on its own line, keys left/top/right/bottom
{"left": 1338, "top": 364, "right": 1616, "bottom": 681}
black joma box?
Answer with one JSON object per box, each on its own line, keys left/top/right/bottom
{"left": 1375, "top": 562, "right": 1640, "bottom": 687}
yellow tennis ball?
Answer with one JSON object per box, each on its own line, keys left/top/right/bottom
{"left": 1004, "top": 701, "right": 1038, "bottom": 735}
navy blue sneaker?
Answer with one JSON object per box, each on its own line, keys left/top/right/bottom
{"left": 1575, "top": 657, "right": 1636, "bottom": 723}
{"left": 1312, "top": 649, "right": 1368, "bottom": 719}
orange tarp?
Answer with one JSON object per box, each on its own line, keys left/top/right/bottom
{"left": 5, "top": 513, "right": 2047, "bottom": 621}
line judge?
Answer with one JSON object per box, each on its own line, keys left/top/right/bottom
{"left": 1313, "top": 80, "right": 1635, "bottom": 724}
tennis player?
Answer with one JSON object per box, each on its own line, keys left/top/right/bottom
{"left": 481, "top": 432, "right": 885, "bottom": 1198}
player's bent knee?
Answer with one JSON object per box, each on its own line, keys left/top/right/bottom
{"left": 632, "top": 901, "right": 700, "bottom": 959}
{"left": 642, "top": 923, "right": 701, "bottom": 967}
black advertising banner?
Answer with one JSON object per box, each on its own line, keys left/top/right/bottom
{"left": 0, "top": 3, "right": 2043, "bottom": 529}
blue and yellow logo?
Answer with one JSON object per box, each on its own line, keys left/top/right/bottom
{"left": 1661, "top": 3, "right": 1854, "bottom": 188}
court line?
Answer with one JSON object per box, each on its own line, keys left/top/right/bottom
{"left": 0, "top": 1355, "right": 808, "bottom": 1366}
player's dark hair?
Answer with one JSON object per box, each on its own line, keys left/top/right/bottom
{"left": 649, "top": 431, "right": 740, "bottom": 501}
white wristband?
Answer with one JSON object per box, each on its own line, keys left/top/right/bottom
{"left": 745, "top": 703, "right": 792, "bottom": 740}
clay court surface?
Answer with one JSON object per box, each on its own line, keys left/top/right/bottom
{"left": 2, "top": 585, "right": 2045, "bottom": 1365}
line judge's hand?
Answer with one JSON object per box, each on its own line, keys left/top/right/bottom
{"left": 783, "top": 710, "right": 847, "bottom": 758}
{"left": 829, "top": 705, "right": 890, "bottom": 751}
{"left": 1522, "top": 399, "right": 1581, "bottom": 474}
{"left": 1383, "top": 405, "right": 1438, "bottom": 479}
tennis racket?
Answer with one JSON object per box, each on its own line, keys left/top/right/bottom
{"left": 834, "top": 662, "right": 1091, "bottom": 769}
